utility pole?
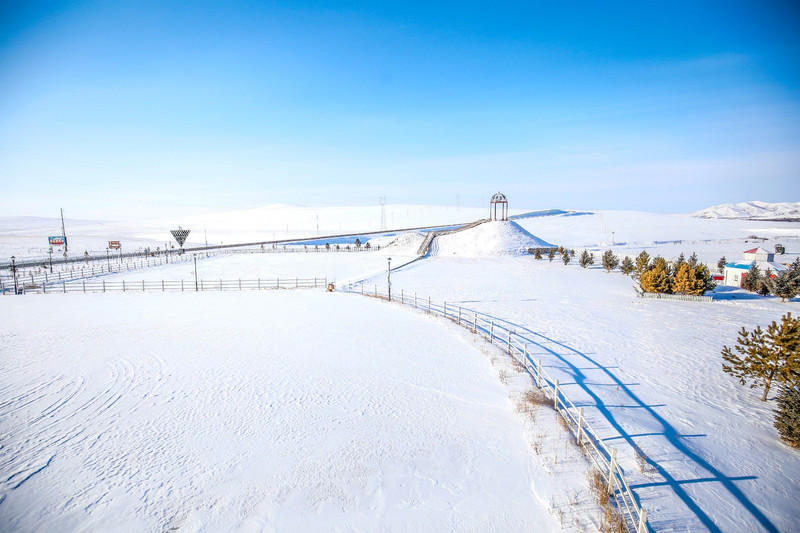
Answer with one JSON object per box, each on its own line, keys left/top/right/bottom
{"left": 60, "top": 208, "right": 68, "bottom": 256}
{"left": 11, "top": 256, "right": 18, "bottom": 294}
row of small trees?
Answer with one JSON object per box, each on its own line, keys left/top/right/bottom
{"left": 531, "top": 248, "right": 716, "bottom": 295}
{"left": 740, "top": 258, "right": 800, "bottom": 302}
{"left": 722, "top": 313, "right": 800, "bottom": 447}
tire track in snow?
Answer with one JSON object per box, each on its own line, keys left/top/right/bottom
{"left": 0, "top": 351, "right": 168, "bottom": 504}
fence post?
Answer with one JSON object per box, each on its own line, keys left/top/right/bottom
{"left": 239, "top": 279, "right": 242, "bottom": 290}
{"left": 507, "top": 330, "right": 512, "bottom": 354}
{"left": 142, "top": 280, "right": 145, "bottom": 292}
{"left": 162, "top": 280, "right": 165, "bottom": 292}
{"left": 609, "top": 448, "right": 617, "bottom": 495}
{"left": 83, "top": 280, "right": 86, "bottom": 293}
{"left": 637, "top": 508, "right": 648, "bottom": 533}
{"left": 473, "top": 313, "right": 477, "bottom": 333}
{"left": 458, "top": 306, "right": 461, "bottom": 325}
{"left": 490, "top": 321, "right": 494, "bottom": 343}
{"left": 63, "top": 281, "right": 66, "bottom": 293}
{"left": 536, "top": 359, "right": 542, "bottom": 387}
{"left": 219, "top": 279, "right": 222, "bottom": 291}
{"left": 577, "top": 407, "right": 584, "bottom": 445}
{"left": 554, "top": 379, "right": 560, "bottom": 413}
{"left": 401, "top": 289, "right": 404, "bottom": 303}
{"left": 414, "top": 293, "right": 417, "bottom": 308}
{"left": 201, "top": 280, "right": 204, "bottom": 291}
{"left": 428, "top": 297, "right": 431, "bottom": 314}
{"left": 43, "top": 280, "right": 46, "bottom": 293}
{"left": 443, "top": 301, "right": 446, "bottom": 318}
{"left": 103, "top": 280, "right": 105, "bottom": 293}
{"left": 277, "top": 277, "right": 279, "bottom": 289}
{"left": 123, "top": 280, "right": 126, "bottom": 292}
{"left": 182, "top": 279, "right": 184, "bottom": 291}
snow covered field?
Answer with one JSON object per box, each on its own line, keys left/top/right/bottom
{"left": 2, "top": 207, "right": 799, "bottom": 532}
{"left": 1, "top": 291, "right": 568, "bottom": 532}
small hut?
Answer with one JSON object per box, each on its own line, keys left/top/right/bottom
{"left": 490, "top": 192, "right": 509, "bottom": 221}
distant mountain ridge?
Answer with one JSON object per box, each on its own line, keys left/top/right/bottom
{"left": 692, "top": 201, "right": 800, "bottom": 221}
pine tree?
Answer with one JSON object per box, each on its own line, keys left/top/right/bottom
{"left": 534, "top": 248, "right": 542, "bottom": 260}
{"left": 741, "top": 263, "right": 762, "bottom": 292}
{"left": 774, "top": 383, "right": 800, "bottom": 448}
{"left": 687, "top": 252, "right": 698, "bottom": 269}
{"left": 602, "top": 250, "right": 619, "bottom": 272}
{"left": 717, "top": 256, "right": 727, "bottom": 273}
{"left": 694, "top": 263, "right": 715, "bottom": 295}
{"left": 620, "top": 256, "right": 635, "bottom": 276}
{"left": 562, "top": 251, "right": 571, "bottom": 265}
{"left": 766, "top": 270, "right": 799, "bottom": 302}
{"left": 634, "top": 251, "right": 651, "bottom": 279}
{"left": 722, "top": 313, "right": 800, "bottom": 401}
{"left": 579, "top": 249, "right": 593, "bottom": 268}
{"left": 640, "top": 257, "right": 672, "bottom": 293}
{"left": 355, "top": 238, "right": 361, "bottom": 249}
{"left": 673, "top": 263, "right": 693, "bottom": 294}
{"left": 548, "top": 248, "right": 556, "bottom": 262}
{"left": 674, "top": 253, "right": 686, "bottom": 272}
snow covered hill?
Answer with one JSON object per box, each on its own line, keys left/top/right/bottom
{"left": 692, "top": 201, "right": 800, "bottom": 220}
{"left": 433, "top": 220, "right": 554, "bottom": 257}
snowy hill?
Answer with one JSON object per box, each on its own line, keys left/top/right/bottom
{"left": 433, "top": 220, "right": 554, "bottom": 257}
{"left": 692, "top": 201, "right": 800, "bottom": 220}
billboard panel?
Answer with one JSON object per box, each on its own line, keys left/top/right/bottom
{"left": 49, "top": 236, "right": 65, "bottom": 245}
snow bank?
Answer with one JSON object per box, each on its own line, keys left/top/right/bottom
{"left": 368, "top": 231, "right": 426, "bottom": 256}
{"left": 433, "top": 220, "right": 554, "bottom": 257}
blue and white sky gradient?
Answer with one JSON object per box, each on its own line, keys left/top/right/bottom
{"left": 1, "top": 1, "right": 799, "bottom": 218}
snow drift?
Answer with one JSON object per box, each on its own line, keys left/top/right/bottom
{"left": 432, "top": 220, "right": 554, "bottom": 257}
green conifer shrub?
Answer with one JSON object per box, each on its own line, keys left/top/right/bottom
{"left": 774, "top": 383, "right": 800, "bottom": 448}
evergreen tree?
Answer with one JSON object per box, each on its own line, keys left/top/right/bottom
{"left": 694, "top": 263, "right": 716, "bottom": 294}
{"left": 365, "top": 242, "right": 371, "bottom": 250}
{"left": 672, "top": 263, "right": 694, "bottom": 294}
{"left": 557, "top": 246, "right": 565, "bottom": 255}
{"left": 620, "top": 256, "right": 635, "bottom": 276}
{"left": 741, "top": 263, "right": 762, "bottom": 292}
{"left": 688, "top": 252, "right": 698, "bottom": 269}
{"left": 579, "top": 249, "right": 594, "bottom": 268}
{"left": 717, "top": 256, "right": 727, "bottom": 273}
{"left": 766, "top": 270, "right": 799, "bottom": 302}
{"left": 355, "top": 238, "right": 361, "bottom": 249}
{"left": 722, "top": 313, "right": 800, "bottom": 401}
{"left": 674, "top": 253, "right": 686, "bottom": 271}
{"left": 534, "top": 248, "right": 542, "bottom": 260}
{"left": 774, "top": 383, "right": 800, "bottom": 448}
{"left": 562, "top": 251, "right": 571, "bottom": 265}
{"left": 640, "top": 257, "right": 672, "bottom": 293}
{"left": 548, "top": 248, "right": 556, "bottom": 262}
{"left": 602, "top": 250, "right": 619, "bottom": 272}
{"left": 634, "top": 251, "right": 651, "bottom": 279}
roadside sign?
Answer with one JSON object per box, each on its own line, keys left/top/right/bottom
{"left": 171, "top": 228, "right": 190, "bottom": 248}
{"left": 108, "top": 241, "right": 121, "bottom": 249}
{"left": 49, "top": 236, "right": 65, "bottom": 245}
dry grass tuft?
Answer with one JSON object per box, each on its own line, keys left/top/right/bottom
{"left": 588, "top": 469, "right": 627, "bottom": 533}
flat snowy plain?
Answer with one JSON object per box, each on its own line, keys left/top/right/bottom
{"left": 1, "top": 207, "right": 799, "bottom": 532}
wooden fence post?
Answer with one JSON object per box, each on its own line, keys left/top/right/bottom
{"left": 554, "top": 379, "right": 560, "bottom": 413}
{"left": 490, "top": 321, "right": 494, "bottom": 343}
{"left": 83, "top": 280, "right": 85, "bottom": 293}
{"left": 577, "top": 407, "right": 584, "bottom": 445}
{"left": 609, "top": 448, "right": 617, "bottom": 495}
{"left": 507, "top": 330, "right": 512, "bottom": 354}
{"left": 473, "top": 313, "right": 477, "bottom": 333}
{"left": 637, "top": 508, "right": 648, "bottom": 533}
{"left": 536, "top": 359, "right": 542, "bottom": 387}
{"left": 458, "top": 306, "right": 461, "bottom": 325}
{"left": 428, "top": 297, "right": 431, "bottom": 314}
{"left": 443, "top": 301, "right": 447, "bottom": 318}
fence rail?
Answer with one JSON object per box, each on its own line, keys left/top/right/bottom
{"left": 343, "top": 283, "right": 650, "bottom": 533}
{"left": 633, "top": 286, "right": 713, "bottom": 303}
{"left": 4, "top": 277, "right": 327, "bottom": 294}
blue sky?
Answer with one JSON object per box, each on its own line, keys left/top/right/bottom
{"left": 1, "top": 1, "right": 798, "bottom": 218}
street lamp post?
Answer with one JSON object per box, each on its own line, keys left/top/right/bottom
{"left": 11, "top": 256, "right": 18, "bottom": 295}
{"left": 193, "top": 254, "right": 198, "bottom": 292}
{"left": 106, "top": 248, "right": 111, "bottom": 270}
{"left": 387, "top": 257, "right": 392, "bottom": 301}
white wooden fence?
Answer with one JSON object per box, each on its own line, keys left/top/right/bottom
{"left": 5, "top": 277, "right": 327, "bottom": 294}
{"left": 343, "top": 283, "right": 651, "bottom": 533}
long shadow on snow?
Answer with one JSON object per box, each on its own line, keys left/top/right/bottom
{"left": 458, "top": 306, "right": 777, "bottom": 533}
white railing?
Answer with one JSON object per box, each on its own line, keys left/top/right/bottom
{"left": 5, "top": 277, "right": 327, "bottom": 294}
{"left": 1, "top": 253, "right": 221, "bottom": 294}
{"left": 343, "top": 283, "right": 650, "bottom": 533}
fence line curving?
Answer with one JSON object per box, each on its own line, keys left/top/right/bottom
{"left": 342, "top": 282, "right": 651, "bottom": 533}
{"left": 4, "top": 277, "right": 327, "bottom": 295}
